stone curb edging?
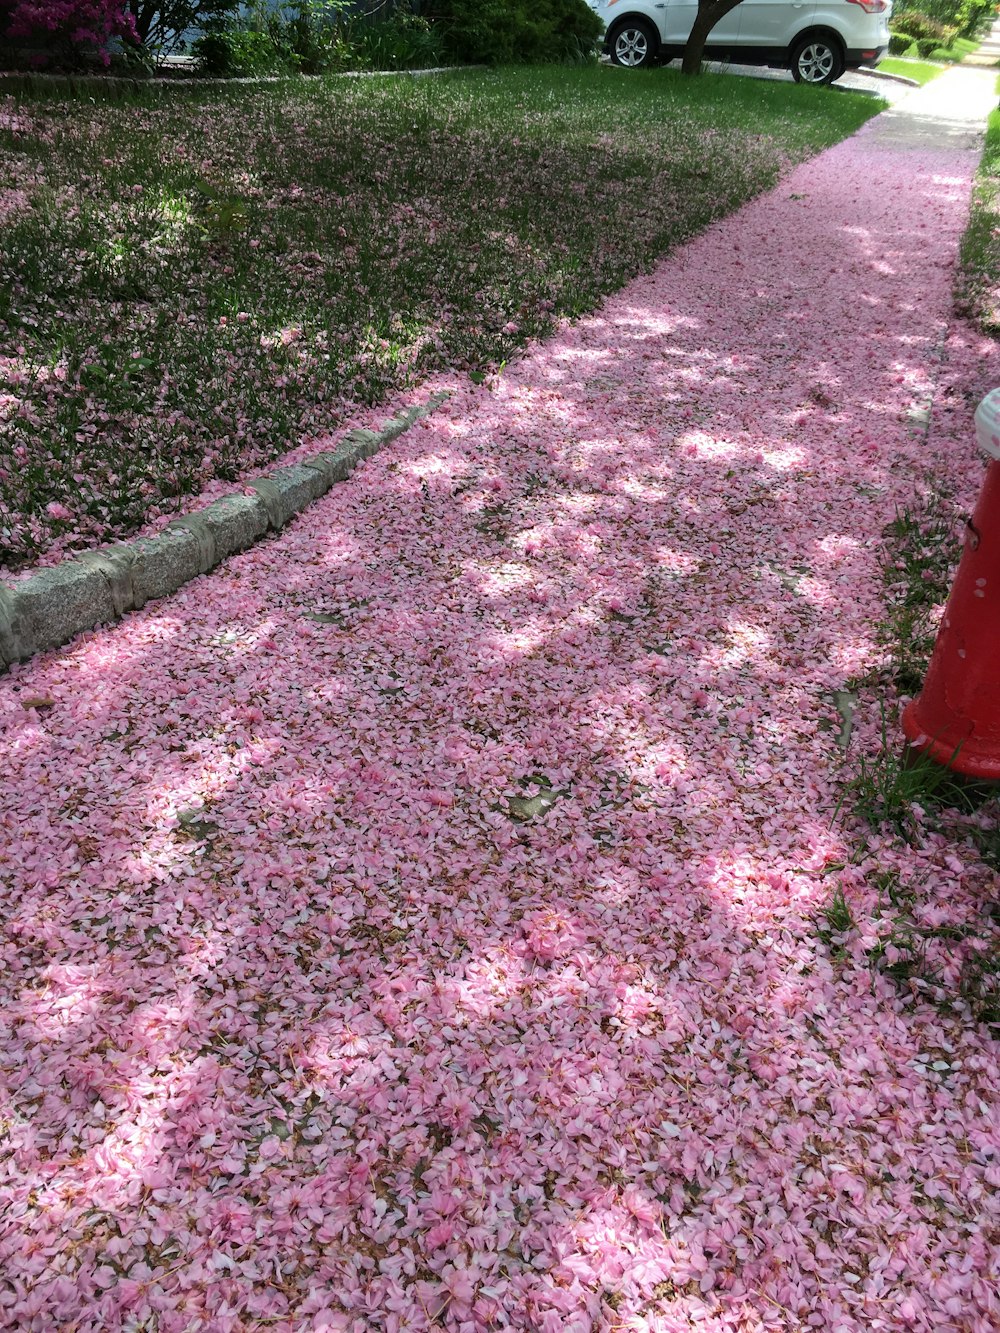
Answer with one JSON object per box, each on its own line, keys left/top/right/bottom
{"left": 0, "top": 65, "right": 482, "bottom": 90}
{"left": 0, "top": 391, "right": 449, "bottom": 674}
{"left": 861, "top": 68, "right": 920, "bottom": 87}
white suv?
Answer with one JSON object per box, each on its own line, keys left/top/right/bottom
{"left": 592, "top": 0, "right": 891, "bottom": 84}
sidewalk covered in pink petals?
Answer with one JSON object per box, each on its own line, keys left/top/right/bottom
{"left": 2, "top": 69, "right": 999, "bottom": 1332}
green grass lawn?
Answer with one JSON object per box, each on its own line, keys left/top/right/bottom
{"left": 957, "top": 98, "right": 1000, "bottom": 333}
{"left": 878, "top": 56, "right": 946, "bottom": 83}
{"left": 0, "top": 66, "right": 883, "bottom": 569}
{"left": 931, "top": 34, "right": 981, "bottom": 61}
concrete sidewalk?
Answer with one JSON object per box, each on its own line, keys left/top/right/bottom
{"left": 872, "top": 61, "right": 995, "bottom": 148}
{"left": 963, "top": 13, "right": 1000, "bottom": 66}
{"left": 1, "top": 66, "right": 999, "bottom": 1333}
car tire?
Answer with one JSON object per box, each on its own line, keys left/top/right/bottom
{"left": 790, "top": 34, "right": 844, "bottom": 84}
{"left": 608, "top": 19, "right": 659, "bottom": 69}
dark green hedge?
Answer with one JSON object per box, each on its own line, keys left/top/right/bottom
{"left": 429, "top": 0, "right": 604, "bottom": 65}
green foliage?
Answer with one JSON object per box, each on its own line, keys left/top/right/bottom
{"left": 931, "top": 34, "right": 983, "bottom": 59}
{"left": 889, "top": 0, "right": 994, "bottom": 50}
{"left": 921, "top": 0, "right": 998, "bottom": 37}
{"left": 888, "top": 33, "right": 980, "bottom": 61}
{"left": 127, "top": 0, "right": 239, "bottom": 57}
{"left": 193, "top": 0, "right": 602, "bottom": 74}
{"left": 285, "top": 0, "right": 356, "bottom": 72}
{"left": 193, "top": 0, "right": 357, "bottom": 75}
{"left": 348, "top": 4, "right": 444, "bottom": 71}
{"left": 961, "top": 943, "right": 1000, "bottom": 1027}
{"left": 878, "top": 502, "right": 957, "bottom": 696}
{"left": 433, "top": 0, "right": 518, "bottom": 63}
{"left": 888, "top": 32, "right": 915, "bottom": 52}
{"left": 890, "top": 11, "right": 954, "bottom": 43}
{"left": 192, "top": 25, "right": 288, "bottom": 75}
{"left": 845, "top": 730, "right": 972, "bottom": 833}
{"left": 428, "top": 0, "right": 605, "bottom": 65}
{"left": 954, "top": 0, "right": 996, "bottom": 37}
{"left": 817, "top": 884, "right": 855, "bottom": 955}
{"left": 958, "top": 105, "right": 1000, "bottom": 334}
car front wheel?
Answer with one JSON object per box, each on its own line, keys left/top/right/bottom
{"left": 790, "top": 35, "right": 844, "bottom": 84}
{"left": 609, "top": 20, "right": 658, "bottom": 69}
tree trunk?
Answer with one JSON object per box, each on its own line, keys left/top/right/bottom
{"left": 681, "top": 0, "right": 744, "bottom": 74}
{"left": 128, "top": 1, "right": 154, "bottom": 46}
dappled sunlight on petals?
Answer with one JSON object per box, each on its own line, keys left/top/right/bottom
{"left": 1, "top": 73, "right": 1000, "bottom": 1333}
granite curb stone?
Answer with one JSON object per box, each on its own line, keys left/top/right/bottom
{"left": 0, "top": 391, "right": 448, "bottom": 673}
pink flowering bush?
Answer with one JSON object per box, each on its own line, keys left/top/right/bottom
{"left": 0, "top": 87, "right": 998, "bottom": 1330}
{"left": 3, "top": 0, "right": 136, "bottom": 67}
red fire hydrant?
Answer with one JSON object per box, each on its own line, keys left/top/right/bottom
{"left": 901, "top": 389, "right": 1000, "bottom": 779}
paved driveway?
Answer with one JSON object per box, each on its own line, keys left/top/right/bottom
{"left": 602, "top": 53, "right": 915, "bottom": 101}
{"left": 674, "top": 57, "right": 917, "bottom": 100}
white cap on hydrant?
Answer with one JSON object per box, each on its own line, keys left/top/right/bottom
{"left": 974, "top": 389, "right": 1000, "bottom": 459}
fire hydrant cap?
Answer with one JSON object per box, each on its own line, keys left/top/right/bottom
{"left": 974, "top": 389, "right": 1000, "bottom": 460}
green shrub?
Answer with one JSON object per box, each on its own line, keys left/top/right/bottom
{"left": 891, "top": 0, "right": 962, "bottom": 25}
{"left": 888, "top": 0, "right": 994, "bottom": 43}
{"left": 516, "top": 0, "right": 604, "bottom": 63}
{"left": 425, "top": 0, "right": 517, "bottom": 63}
{"left": 193, "top": 0, "right": 361, "bottom": 76}
{"left": 349, "top": 4, "right": 444, "bottom": 70}
{"left": 890, "top": 10, "right": 953, "bottom": 41}
{"left": 915, "top": 35, "right": 940, "bottom": 54}
{"left": 888, "top": 32, "right": 914, "bottom": 52}
{"left": 428, "top": 0, "right": 604, "bottom": 65}
{"left": 192, "top": 25, "right": 292, "bottom": 75}
{"left": 890, "top": 0, "right": 996, "bottom": 40}
{"left": 194, "top": 0, "right": 602, "bottom": 77}
{"left": 284, "top": 0, "right": 354, "bottom": 73}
